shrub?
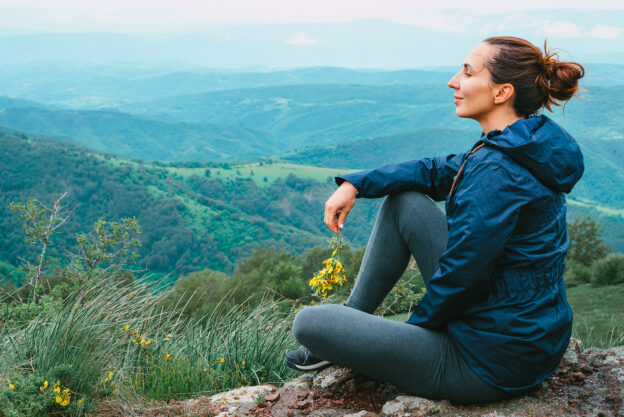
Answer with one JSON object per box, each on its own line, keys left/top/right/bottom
{"left": 376, "top": 262, "right": 425, "bottom": 316}
{"left": 567, "top": 216, "right": 612, "bottom": 266}
{"left": 564, "top": 259, "right": 592, "bottom": 288}
{"left": 591, "top": 254, "right": 624, "bottom": 286}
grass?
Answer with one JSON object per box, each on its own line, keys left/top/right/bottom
{"left": 387, "top": 284, "right": 624, "bottom": 350}
{"left": 0, "top": 278, "right": 300, "bottom": 415}
{"left": 567, "top": 283, "right": 624, "bottom": 348}
{"left": 567, "top": 197, "right": 624, "bottom": 221}
{"left": 93, "top": 152, "right": 355, "bottom": 187}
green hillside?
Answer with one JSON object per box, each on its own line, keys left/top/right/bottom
{"left": 0, "top": 129, "right": 380, "bottom": 280}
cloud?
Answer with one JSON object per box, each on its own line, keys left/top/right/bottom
{"left": 590, "top": 24, "right": 622, "bottom": 39}
{"left": 396, "top": 11, "right": 478, "bottom": 32}
{"left": 535, "top": 21, "right": 581, "bottom": 38}
{"left": 286, "top": 32, "right": 319, "bottom": 46}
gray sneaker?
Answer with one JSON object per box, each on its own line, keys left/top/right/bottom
{"left": 285, "top": 347, "right": 331, "bottom": 371}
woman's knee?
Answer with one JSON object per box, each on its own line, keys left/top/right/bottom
{"left": 384, "top": 190, "right": 434, "bottom": 213}
{"left": 292, "top": 305, "right": 329, "bottom": 345}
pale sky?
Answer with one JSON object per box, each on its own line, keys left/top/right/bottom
{"left": 1, "top": 0, "right": 624, "bottom": 33}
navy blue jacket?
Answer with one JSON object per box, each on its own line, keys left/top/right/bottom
{"left": 336, "top": 115, "right": 584, "bottom": 393}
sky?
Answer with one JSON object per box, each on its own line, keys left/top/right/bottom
{"left": 1, "top": 0, "right": 624, "bottom": 33}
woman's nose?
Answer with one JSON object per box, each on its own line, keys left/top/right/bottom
{"left": 448, "top": 73, "right": 460, "bottom": 89}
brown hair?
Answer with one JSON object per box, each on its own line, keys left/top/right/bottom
{"left": 483, "top": 36, "right": 585, "bottom": 117}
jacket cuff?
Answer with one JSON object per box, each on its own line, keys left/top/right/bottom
{"left": 335, "top": 172, "right": 369, "bottom": 198}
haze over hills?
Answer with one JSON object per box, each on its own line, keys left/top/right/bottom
{"left": 0, "top": 62, "right": 622, "bottom": 109}
{"left": 1, "top": 11, "right": 624, "bottom": 68}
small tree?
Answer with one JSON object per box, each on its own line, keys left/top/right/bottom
{"left": 567, "top": 216, "right": 612, "bottom": 266}
{"left": 9, "top": 193, "right": 73, "bottom": 302}
{"left": 10, "top": 193, "right": 142, "bottom": 302}
{"left": 68, "top": 217, "right": 141, "bottom": 283}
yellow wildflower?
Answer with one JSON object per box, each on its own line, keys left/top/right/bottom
{"left": 78, "top": 398, "right": 84, "bottom": 404}
{"left": 53, "top": 381, "right": 60, "bottom": 393}
{"left": 139, "top": 337, "right": 151, "bottom": 348}
{"left": 165, "top": 354, "right": 173, "bottom": 360}
{"left": 242, "top": 360, "right": 246, "bottom": 366}
{"left": 109, "top": 371, "right": 114, "bottom": 378}
{"left": 217, "top": 358, "right": 225, "bottom": 363}
{"left": 309, "top": 235, "right": 347, "bottom": 297}
{"left": 9, "top": 384, "right": 14, "bottom": 390}
{"left": 122, "top": 324, "right": 130, "bottom": 332}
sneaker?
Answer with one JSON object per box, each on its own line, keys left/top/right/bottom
{"left": 285, "top": 347, "right": 331, "bottom": 371}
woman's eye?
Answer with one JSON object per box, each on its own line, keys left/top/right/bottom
{"left": 464, "top": 72, "right": 471, "bottom": 76}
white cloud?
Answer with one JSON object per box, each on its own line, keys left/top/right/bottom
{"left": 395, "top": 11, "right": 478, "bottom": 32}
{"left": 535, "top": 21, "right": 581, "bottom": 38}
{"left": 590, "top": 24, "right": 622, "bottom": 38}
{"left": 286, "top": 32, "right": 319, "bottom": 46}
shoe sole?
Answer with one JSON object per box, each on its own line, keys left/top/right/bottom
{"left": 285, "top": 359, "right": 331, "bottom": 371}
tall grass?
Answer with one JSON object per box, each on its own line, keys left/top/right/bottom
{"left": 572, "top": 316, "right": 624, "bottom": 350}
{"left": 0, "top": 277, "right": 299, "bottom": 415}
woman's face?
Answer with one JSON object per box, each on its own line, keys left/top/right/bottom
{"left": 448, "top": 43, "right": 498, "bottom": 121}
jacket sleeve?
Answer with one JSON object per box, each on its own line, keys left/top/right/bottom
{"left": 335, "top": 153, "right": 467, "bottom": 202}
{"left": 407, "top": 158, "right": 532, "bottom": 329}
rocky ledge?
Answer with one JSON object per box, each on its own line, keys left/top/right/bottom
{"left": 135, "top": 339, "right": 623, "bottom": 417}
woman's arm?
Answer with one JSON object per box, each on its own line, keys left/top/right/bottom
{"left": 325, "top": 153, "right": 466, "bottom": 233}
{"left": 335, "top": 153, "right": 467, "bottom": 201}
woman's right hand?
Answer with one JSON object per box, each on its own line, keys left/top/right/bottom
{"left": 324, "top": 181, "right": 357, "bottom": 233}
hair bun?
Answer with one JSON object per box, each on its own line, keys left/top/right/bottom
{"left": 540, "top": 41, "right": 585, "bottom": 107}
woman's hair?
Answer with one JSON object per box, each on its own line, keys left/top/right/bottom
{"left": 483, "top": 36, "right": 585, "bottom": 117}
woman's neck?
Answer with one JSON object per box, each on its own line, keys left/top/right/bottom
{"left": 478, "top": 109, "right": 524, "bottom": 134}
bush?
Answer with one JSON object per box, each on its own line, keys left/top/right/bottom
{"left": 591, "top": 254, "right": 624, "bottom": 286}
{"left": 564, "top": 259, "right": 592, "bottom": 288}
{"left": 376, "top": 261, "right": 425, "bottom": 316}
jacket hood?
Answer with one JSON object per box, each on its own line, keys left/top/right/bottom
{"left": 480, "top": 115, "right": 584, "bottom": 193}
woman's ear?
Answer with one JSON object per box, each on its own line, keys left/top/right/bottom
{"left": 493, "top": 83, "right": 515, "bottom": 105}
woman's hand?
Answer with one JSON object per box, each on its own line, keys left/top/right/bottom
{"left": 324, "top": 181, "right": 357, "bottom": 233}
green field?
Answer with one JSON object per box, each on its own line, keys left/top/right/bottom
{"left": 95, "top": 153, "right": 354, "bottom": 186}
{"left": 388, "top": 283, "right": 624, "bottom": 350}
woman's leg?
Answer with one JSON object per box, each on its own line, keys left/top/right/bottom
{"left": 292, "top": 191, "right": 510, "bottom": 403}
{"left": 346, "top": 191, "right": 448, "bottom": 313}
{"left": 292, "top": 304, "right": 511, "bottom": 404}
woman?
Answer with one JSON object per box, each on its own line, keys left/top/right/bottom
{"left": 286, "top": 36, "right": 585, "bottom": 404}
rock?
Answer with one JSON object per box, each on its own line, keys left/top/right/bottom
{"left": 343, "top": 411, "right": 379, "bottom": 417}
{"left": 265, "top": 391, "right": 281, "bottom": 402}
{"left": 568, "top": 337, "right": 583, "bottom": 354}
{"left": 380, "top": 395, "right": 443, "bottom": 417}
{"left": 312, "top": 366, "right": 354, "bottom": 392}
{"left": 136, "top": 344, "right": 624, "bottom": 417}
{"left": 283, "top": 373, "right": 314, "bottom": 389}
{"left": 207, "top": 384, "right": 274, "bottom": 417}
{"left": 308, "top": 408, "right": 357, "bottom": 416}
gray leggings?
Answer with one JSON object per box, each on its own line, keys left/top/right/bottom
{"left": 292, "top": 191, "right": 512, "bottom": 404}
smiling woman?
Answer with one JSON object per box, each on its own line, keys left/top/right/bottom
{"left": 288, "top": 36, "right": 586, "bottom": 405}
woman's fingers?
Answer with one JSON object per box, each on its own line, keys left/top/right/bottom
{"left": 324, "top": 181, "right": 357, "bottom": 233}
